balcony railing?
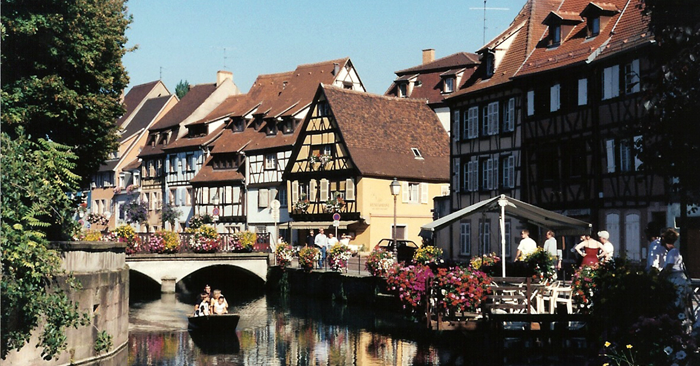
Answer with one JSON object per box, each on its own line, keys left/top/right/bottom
{"left": 131, "top": 232, "right": 271, "bottom": 254}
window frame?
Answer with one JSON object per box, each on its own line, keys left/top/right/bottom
{"left": 460, "top": 222, "right": 471, "bottom": 256}
{"left": 503, "top": 98, "right": 515, "bottom": 132}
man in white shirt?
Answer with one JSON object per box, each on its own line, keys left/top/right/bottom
{"left": 598, "top": 230, "right": 614, "bottom": 261}
{"left": 515, "top": 229, "right": 537, "bottom": 261}
{"left": 315, "top": 228, "right": 328, "bottom": 268}
{"left": 327, "top": 233, "right": 339, "bottom": 246}
{"left": 543, "top": 230, "right": 561, "bottom": 270}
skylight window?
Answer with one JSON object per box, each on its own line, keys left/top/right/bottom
{"left": 411, "top": 148, "right": 423, "bottom": 159}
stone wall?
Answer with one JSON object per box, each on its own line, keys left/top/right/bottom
{"left": 4, "top": 242, "right": 129, "bottom": 366}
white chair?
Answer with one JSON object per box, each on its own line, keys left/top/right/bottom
{"left": 550, "top": 285, "right": 573, "bottom": 314}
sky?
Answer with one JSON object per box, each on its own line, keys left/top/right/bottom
{"left": 122, "top": 0, "right": 524, "bottom": 95}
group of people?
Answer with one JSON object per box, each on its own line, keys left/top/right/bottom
{"left": 193, "top": 284, "right": 229, "bottom": 317}
{"left": 514, "top": 229, "right": 564, "bottom": 269}
{"left": 306, "top": 228, "right": 353, "bottom": 268}
{"left": 513, "top": 228, "right": 616, "bottom": 270}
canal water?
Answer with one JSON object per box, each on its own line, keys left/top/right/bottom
{"left": 127, "top": 292, "right": 480, "bottom": 365}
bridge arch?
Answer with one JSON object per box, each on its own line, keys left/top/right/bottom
{"left": 126, "top": 253, "right": 269, "bottom": 292}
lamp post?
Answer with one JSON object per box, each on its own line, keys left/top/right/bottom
{"left": 390, "top": 178, "right": 401, "bottom": 259}
{"left": 498, "top": 195, "right": 508, "bottom": 277}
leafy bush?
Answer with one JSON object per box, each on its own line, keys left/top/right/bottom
{"left": 93, "top": 330, "right": 112, "bottom": 354}
{"left": 233, "top": 231, "right": 256, "bottom": 252}
{"left": 524, "top": 247, "right": 557, "bottom": 282}
{"left": 386, "top": 264, "right": 434, "bottom": 311}
{"left": 413, "top": 246, "right": 443, "bottom": 265}
{"left": 83, "top": 230, "right": 103, "bottom": 242}
{"left": 185, "top": 225, "right": 220, "bottom": 253}
{"left": 365, "top": 247, "right": 395, "bottom": 277}
{"left": 433, "top": 265, "right": 492, "bottom": 316}
{"left": 470, "top": 252, "right": 501, "bottom": 271}
{"left": 148, "top": 230, "right": 180, "bottom": 253}
{"left": 114, "top": 225, "right": 142, "bottom": 255}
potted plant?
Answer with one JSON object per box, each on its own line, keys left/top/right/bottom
{"left": 185, "top": 225, "right": 220, "bottom": 253}
{"left": 365, "top": 247, "right": 396, "bottom": 277}
{"left": 275, "top": 242, "right": 294, "bottom": 269}
{"left": 413, "top": 246, "right": 443, "bottom": 265}
{"left": 298, "top": 246, "right": 320, "bottom": 272}
{"left": 327, "top": 243, "right": 352, "bottom": 271}
{"left": 232, "top": 231, "right": 256, "bottom": 252}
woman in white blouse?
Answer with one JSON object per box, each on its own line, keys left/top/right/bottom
{"left": 659, "top": 228, "right": 691, "bottom": 310}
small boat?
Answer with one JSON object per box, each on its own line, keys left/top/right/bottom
{"left": 187, "top": 313, "right": 240, "bottom": 331}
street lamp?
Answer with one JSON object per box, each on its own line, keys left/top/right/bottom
{"left": 390, "top": 178, "right": 401, "bottom": 259}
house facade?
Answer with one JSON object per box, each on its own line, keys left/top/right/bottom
{"left": 385, "top": 49, "right": 480, "bottom": 133}
{"left": 514, "top": 0, "right": 667, "bottom": 261}
{"left": 438, "top": 0, "right": 561, "bottom": 261}
{"left": 88, "top": 80, "right": 173, "bottom": 231}
{"left": 285, "top": 85, "right": 450, "bottom": 250}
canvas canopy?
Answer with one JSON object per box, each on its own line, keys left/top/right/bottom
{"left": 420, "top": 195, "right": 591, "bottom": 238}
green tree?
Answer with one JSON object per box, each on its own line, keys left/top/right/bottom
{"left": 1, "top": 131, "right": 89, "bottom": 359}
{"left": 1, "top": 0, "right": 132, "bottom": 183}
{"left": 638, "top": 0, "right": 700, "bottom": 256}
{"left": 175, "top": 79, "right": 190, "bottom": 99}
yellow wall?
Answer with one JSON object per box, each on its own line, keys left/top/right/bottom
{"left": 355, "top": 177, "right": 447, "bottom": 251}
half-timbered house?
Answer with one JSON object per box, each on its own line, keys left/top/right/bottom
{"left": 137, "top": 72, "right": 239, "bottom": 231}
{"left": 438, "top": 0, "right": 562, "bottom": 261}
{"left": 285, "top": 85, "right": 450, "bottom": 250}
{"left": 513, "top": 0, "right": 667, "bottom": 261}
{"left": 190, "top": 58, "right": 365, "bottom": 244}
{"left": 385, "top": 49, "right": 480, "bottom": 133}
{"left": 88, "top": 80, "right": 173, "bottom": 231}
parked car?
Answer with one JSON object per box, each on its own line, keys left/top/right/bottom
{"left": 376, "top": 239, "right": 419, "bottom": 263}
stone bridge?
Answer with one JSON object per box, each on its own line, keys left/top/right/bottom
{"left": 126, "top": 252, "right": 270, "bottom": 292}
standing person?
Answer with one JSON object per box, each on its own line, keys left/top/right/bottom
{"left": 598, "top": 231, "right": 614, "bottom": 261}
{"left": 646, "top": 232, "right": 665, "bottom": 272}
{"left": 514, "top": 230, "right": 537, "bottom": 261}
{"left": 543, "top": 230, "right": 561, "bottom": 270}
{"left": 659, "top": 228, "right": 691, "bottom": 311}
{"left": 327, "top": 233, "right": 338, "bottom": 247}
{"left": 339, "top": 233, "right": 351, "bottom": 246}
{"left": 574, "top": 235, "right": 605, "bottom": 267}
{"left": 306, "top": 230, "right": 315, "bottom": 247}
{"left": 315, "top": 228, "right": 328, "bottom": 268}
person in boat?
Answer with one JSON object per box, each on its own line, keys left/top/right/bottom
{"left": 194, "top": 292, "right": 210, "bottom": 317}
{"left": 209, "top": 289, "right": 228, "bottom": 311}
{"left": 203, "top": 284, "right": 211, "bottom": 298}
{"left": 212, "top": 295, "right": 228, "bottom": 315}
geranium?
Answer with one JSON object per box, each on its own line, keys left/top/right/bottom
{"left": 327, "top": 243, "right": 352, "bottom": 271}
{"left": 275, "top": 242, "right": 294, "bottom": 269}
{"left": 571, "top": 263, "right": 599, "bottom": 312}
{"left": 298, "top": 246, "right": 320, "bottom": 272}
{"left": 433, "top": 265, "right": 492, "bottom": 316}
{"left": 365, "top": 247, "right": 396, "bottom": 277}
{"left": 413, "top": 246, "right": 443, "bottom": 265}
{"left": 114, "top": 225, "right": 141, "bottom": 254}
{"left": 185, "top": 225, "right": 220, "bottom": 253}
{"left": 231, "top": 231, "right": 256, "bottom": 252}
{"left": 524, "top": 247, "right": 557, "bottom": 282}
{"left": 470, "top": 252, "right": 501, "bottom": 270}
{"left": 86, "top": 212, "right": 109, "bottom": 226}
{"left": 324, "top": 193, "right": 345, "bottom": 213}
{"left": 386, "top": 264, "right": 434, "bottom": 311}
{"left": 147, "top": 230, "right": 180, "bottom": 253}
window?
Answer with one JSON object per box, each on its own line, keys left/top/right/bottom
{"left": 232, "top": 119, "right": 245, "bottom": 132}
{"left": 606, "top": 139, "right": 616, "bottom": 173}
{"left": 481, "top": 157, "right": 498, "bottom": 190}
{"left": 411, "top": 148, "right": 423, "bottom": 159}
{"left": 444, "top": 77, "right": 454, "bottom": 93}
{"left": 170, "top": 156, "right": 177, "bottom": 173}
{"left": 527, "top": 90, "right": 535, "bottom": 116}
{"left": 467, "top": 159, "right": 479, "bottom": 192}
{"left": 453, "top": 110, "right": 461, "bottom": 140}
{"left": 503, "top": 98, "right": 515, "bottom": 132}
{"left": 504, "top": 220, "right": 512, "bottom": 257}
{"left": 282, "top": 120, "right": 293, "bottom": 134}
{"left": 484, "top": 52, "right": 494, "bottom": 78}
{"left": 550, "top": 84, "right": 560, "bottom": 112}
{"left": 391, "top": 224, "right": 407, "bottom": 240}
{"left": 466, "top": 107, "right": 479, "bottom": 138}
{"left": 578, "top": 78, "right": 588, "bottom": 106}
{"left": 403, "top": 182, "right": 420, "bottom": 204}
{"left": 453, "top": 158, "right": 460, "bottom": 192}
{"left": 502, "top": 155, "right": 515, "bottom": 189}
{"left": 606, "top": 213, "right": 620, "bottom": 248}
{"left": 485, "top": 102, "right": 498, "bottom": 135}
{"left": 602, "top": 65, "right": 620, "bottom": 100}
{"left": 588, "top": 16, "right": 600, "bottom": 37}
{"left": 317, "top": 102, "right": 331, "bottom": 116}
{"left": 624, "top": 59, "right": 640, "bottom": 94}
{"left": 634, "top": 135, "right": 643, "bottom": 170}
{"left": 398, "top": 84, "right": 407, "bottom": 98}
{"left": 619, "top": 139, "right": 633, "bottom": 172}
{"left": 551, "top": 24, "right": 561, "bottom": 45}
{"left": 266, "top": 122, "right": 277, "bottom": 136}
{"left": 186, "top": 154, "right": 194, "bottom": 171}
{"left": 278, "top": 187, "right": 287, "bottom": 207}
{"left": 479, "top": 219, "right": 491, "bottom": 255}
{"left": 460, "top": 222, "right": 471, "bottom": 255}
{"left": 265, "top": 153, "right": 277, "bottom": 170}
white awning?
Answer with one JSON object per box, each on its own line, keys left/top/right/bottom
{"left": 420, "top": 195, "right": 591, "bottom": 238}
{"left": 287, "top": 221, "right": 358, "bottom": 230}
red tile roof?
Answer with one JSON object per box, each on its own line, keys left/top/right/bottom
{"left": 162, "top": 124, "right": 225, "bottom": 152}
{"left": 150, "top": 83, "right": 217, "bottom": 130}
{"left": 190, "top": 156, "right": 245, "bottom": 184}
{"left": 117, "top": 80, "right": 161, "bottom": 127}
{"left": 395, "top": 52, "right": 479, "bottom": 74}
{"left": 448, "top": 0, "right": 565, "bottom": 98}
{"left": 515, "top": 0, "right": 648, "bottom": 77}
{"left": 321, "top": 85, "right": 449, "bottom": 182}
{"left": 121, "top": 158, "right": 141, "bottom": 172}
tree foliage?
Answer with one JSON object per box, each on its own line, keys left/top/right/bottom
{"left": 1, "top": 0, "right": 132, "bottom": 182}
{"left": 175, "top": 79, "right": 190, "bottom": 99}
{"left": 1, "top": 131, "right": 89, "bottom": 359}
{"left": 638, "top": 0, "right": 700, "bottom": 204}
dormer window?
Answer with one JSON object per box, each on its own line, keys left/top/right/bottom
{"left": 398, "top": 83, "right": 407, "bottom": 98}
{"left": 317, "top": 102, "right": 330, "bottom": 116}
{"left": 282, "top": 120, "right": 294, "bottom": 134}
{"left": 267, "top": 121, "right": 277, "bottom": 136}
{"left": 411, "top": 148, "right": 423, "bottom": 159}
{"left": 232, "top": 118, "right": 245, "bottom": 132}
{"left": 580, "top": 3, "right": 619, "bottom": 39}
{"left": 543, "top": 11, "right": 582, "bottom": 47}
{"left": 158, "top": 133, "right": 168, "bottom": 145}
{"left": 148, "top": 134, "right": 157, "bottom": 147}
{"left": 588, "top": 16, "right": 600, "bottom": 36}
{"left": 484, "top": 51, "right": 495, "bottom": 78}
{"left": 444, "top": 78, "right": 454, "bottom": 93}
{"left": 551, "top": 24, "right": 561, "bottom": 45}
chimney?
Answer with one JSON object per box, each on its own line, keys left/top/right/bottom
{"left": 332, "top": 63, "right": 340, "bottom": 76}
{"left": 422, "top": 49, "right": 435, "bottom": 65}
{"left": 216, "top": 70, "right": 233, "bottom": 87}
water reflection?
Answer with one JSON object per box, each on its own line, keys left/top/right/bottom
{"left": 129, "top": 294, "right": 468, "bottom": 365}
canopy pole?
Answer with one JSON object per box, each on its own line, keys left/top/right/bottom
{"left": 498, "top": 195, "right": 508, "bottom": 277}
